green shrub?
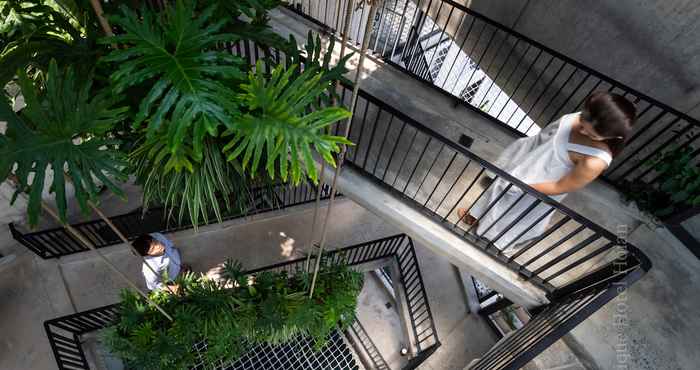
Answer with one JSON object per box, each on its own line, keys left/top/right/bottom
{"left": 103, "top": 260, "right": 364, "bottom": 370}
{"left": 621, "top": 146, "right": 700, "bottom": 218}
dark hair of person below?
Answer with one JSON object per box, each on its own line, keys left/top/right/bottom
{"left": 132, "top": 234, "right": 155, "bottom": 256}
{"left": 580, "top": 91, "right": 637, "bottom": 157}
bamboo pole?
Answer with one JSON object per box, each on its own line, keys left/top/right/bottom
{"left": 309, "top": 0, "right": 379, "bottom": 298}
{"left": 40, "top": 202, "right": 174, "bottom": 321}
{"left": 7, "top": 175, "right": 172, "bottom": 320}
{"left": 88, "top": 0, "right": 113, "bottom": 37}
{"left": 305, "top": 0, "right": 358, "bottom": 273}
{"left": 87, "top": 202, "right": 178, "bottom": 296}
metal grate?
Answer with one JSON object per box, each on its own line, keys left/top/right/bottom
{"left": 191, "top": 331, "right": 359, "bottom": 370}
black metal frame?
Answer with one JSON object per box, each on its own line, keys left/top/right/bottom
{"left": 11, "top": 182, "right": 333, "bottom": 259}
{"left": 346, "top": 320, "right": 391, "bottom": 370}
{"left": 662, "top": 206, "right": 700, "bottom": 257}
{"left": 286, "top": 0, "right": 700, "bottom": 211}
{"left": 44, "top": 234, "right": 441, "bottom": 370}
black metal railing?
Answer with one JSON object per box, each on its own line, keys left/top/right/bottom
{"left": 192, "top": 29, "right": 651, "bottom": 297}
{"left": 11, "top": 182, "right": 333, "bottom": 259}
{"left": 470, "top": 250, "right": 647, "bottom": 370}
{"left": 287, "top": 0, "right": 700, "bottom": 191}
{"left": 330, "top": 82, "right": 650, "bottom": 297}
{"left": 45, "top": 234, "right": 440, "bottom": 370}
{"left": 347, "top": 320, "right": 391, "bottom": 370}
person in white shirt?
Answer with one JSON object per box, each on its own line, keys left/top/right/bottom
{"left": 132, "top": 233, "right": 184, "bottom": 291}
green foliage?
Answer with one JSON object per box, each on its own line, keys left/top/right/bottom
{"left": 208, "top": 0, "right": 289, "bottom": 51}
{"left": 621, "top": 146, "right": 700, "bottom": 218}
{"left": 130, "top": 134, "right": 271, "bottom": 228}
{"left": 0, "top": 0, "right": 101, "bottom": 87}
{"left": 285, "top": 32, "right": 353, "bottom": 103}
{"left": 103, "top": 262, "right": 364, "bottom": 370}
{"left": 102, "top": 0, "right": 246, "bottom": 169}
{"left": 223, "top": 61, "right": 352, "bottom": 184}
{"left": 1, "top": 0, "right": 353, "bottom": 232}
{"left": 0, "top": 60, "right": 128, "bottom": 225}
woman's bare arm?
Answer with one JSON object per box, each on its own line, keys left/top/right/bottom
{"left": 529, "top": 156, "right": 608, "bottom": 196}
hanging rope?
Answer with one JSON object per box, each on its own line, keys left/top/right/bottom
{"left": 309, "top": 0, "right": 381, "bottom": 298}
{"left": 305, "top": 0, "right": 358, "bottom": 272}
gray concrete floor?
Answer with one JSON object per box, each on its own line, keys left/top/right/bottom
{"left": 0, "top": 198, "right": 498, "bottom": 370}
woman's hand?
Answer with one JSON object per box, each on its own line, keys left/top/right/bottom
{"left": 529, "top": 156, "right": 608, "bottom": 196}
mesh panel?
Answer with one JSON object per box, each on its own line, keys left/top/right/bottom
{"left": 191, "top": 331, "right": 359, "bottom": 370}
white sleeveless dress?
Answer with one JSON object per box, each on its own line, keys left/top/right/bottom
{"left": 469, "top": 112, "right": 612, "bottom": 250}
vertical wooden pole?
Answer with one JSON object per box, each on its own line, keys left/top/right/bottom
{"left": 309, "top": 0, "right": 381, "bottom": 298}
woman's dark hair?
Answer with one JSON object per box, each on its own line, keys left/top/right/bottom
{"left": 580, "top": 91, "right": 637, "bottom": 157}
{"left": 132, "top": 234, "right": 155, "bottom": 256}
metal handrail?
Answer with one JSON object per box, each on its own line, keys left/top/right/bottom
{"left": 11, "top": 182, "right": 335, "bottom": 259}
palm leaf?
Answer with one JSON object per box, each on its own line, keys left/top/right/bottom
{"left": 102, "top": 0, "right": 245, "bottom": 170}
{"left": 130, "top": 132, "right": 263, "bottom": 229}
{"left": 223, "top": 61, "right": 352, "bottom": 185}
{"left": 0, "top": 60, "right": 128, "bottom": 226}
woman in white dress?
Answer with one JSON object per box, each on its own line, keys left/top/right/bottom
{"left": 457, "top": 92, "right": 636, "bottom": 251}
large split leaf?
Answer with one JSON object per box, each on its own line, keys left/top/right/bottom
{"left": 102, "top": 0, "right": 245, "bottom": 170}
{"left": 223, "top": 61, "right": 352, "bottom": 185}
{"left": 0, "top": 60, "right": 128, "bottom": 226}
{"left": 0, "top": 0, "right": 100, "bottom": 88}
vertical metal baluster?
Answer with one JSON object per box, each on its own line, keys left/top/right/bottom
{"left": 521, "top": 225, "right": 587, "bottom": 269}
{"left": 391, "top": 128, "right": 419, "bottom": 187}
{"left": 372, "top": 0, "right": 390, "bottom": 51}
{"left": 413, "top": 144, "right": 445, "bottom": 199}
{"left": 405, "top": 0, "right": 435, "bottom": 67}
{"left": 461, "top": 26, "right": 500, "bottom": 97}
{"left": 389, "top": 0, "right": 413, "bottom": 59}
{"left": 464, "top": 183, "right": 514, "bottom": 235}
{"left": 495, "top": 48, "right": 543, "bottom": 119}
{"left": 426, "top": 4, "right": 455, "bottom": 69}
{"left": 606, "top": 111, "right": 667, "bottom": 176}
{"left": 475, "top": 37, "right": 519, "bottom": 109}
{"left": 362, "top": 109, "right": 384, "bottom": 169}
{"left": 530, "top": 65, "right": 578, "bottom": 126}
{"left": 508, "top": 215, "right": 570, "bottom": 263}
{"left": 423, "top": 150, "right": 457, "bottom": 208}
{"left": 382, "top": 120, "right": 407, "bottom": 181}
{"left": 380, "top": 0, "right": 402, "bottom": 57}
{"left": 443, "top": 168, "right": 487, "bottom": 223}
{"left": 371, "top": 115, "right": 395, "bottom": 175}
{"left": 572, "top": 79, "right": 603, "bottom": 110}
{"left": 352, "top": 99, "right": 372, "bottom": 161}
{"left": 434, "top": 158, "right": 471, "bottom": 212}
{"left": 514, "top": 60, "right": 567, "bottom": 131}
{"left": 440, "top": 15, "right": 476, "bottom": 90}
{"left": 402, "top": 137, "right": 433, "bottom": 194}
{"left": 475, "top": 190, "right": 527, "bottom": 238}
{"left": 546, "top": 71, "right": 590, "bottom": 123}
{"left": 621, "top": 117, "right": 684, "bottom": 180}
{"left": 448, "top": 21, "right": 488, "bottom": 95}
{"left": 505, "top": 55, "right": 556, "bottom": 126}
